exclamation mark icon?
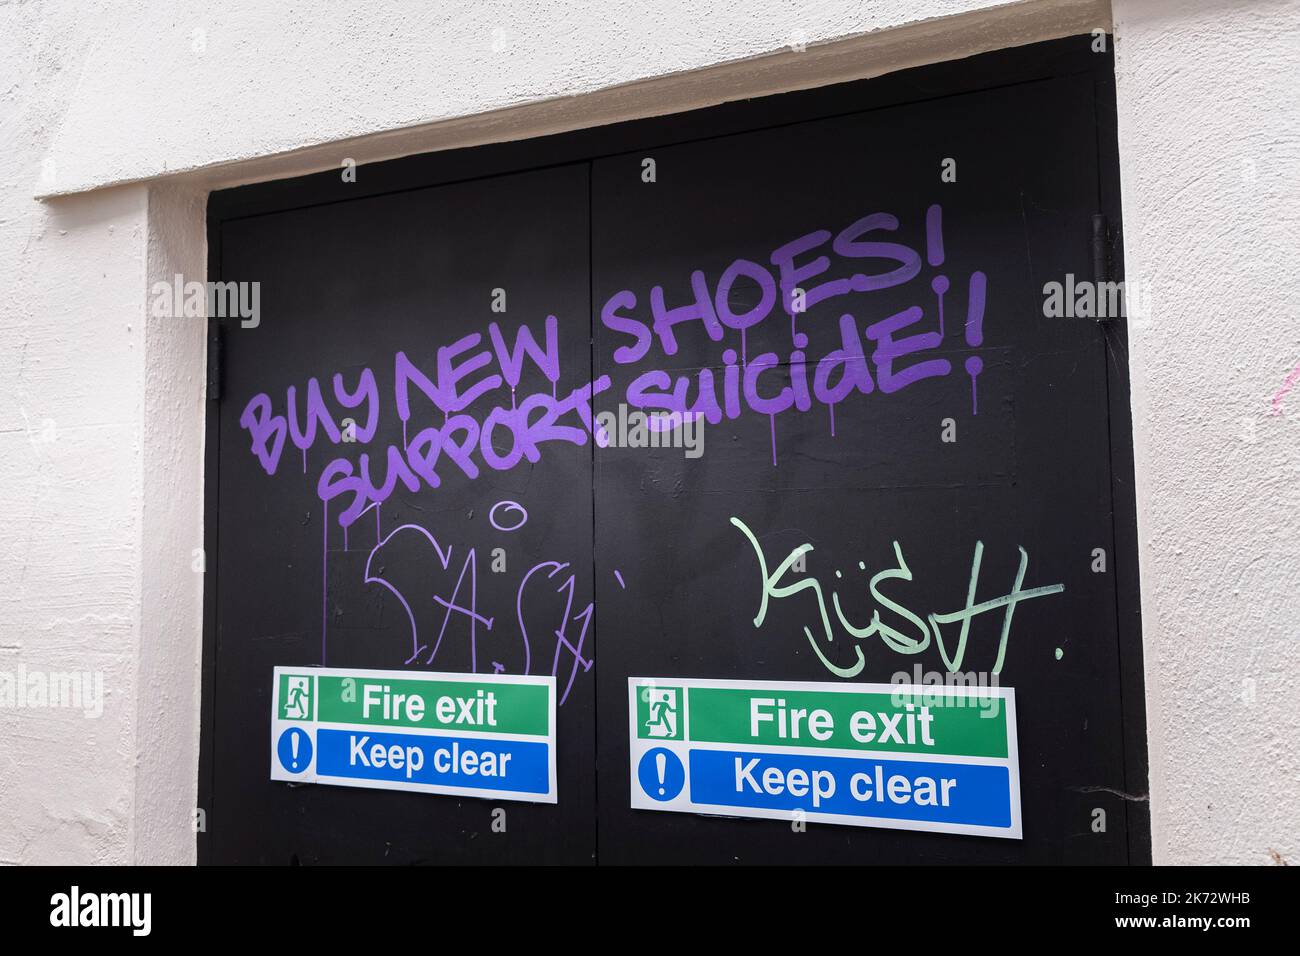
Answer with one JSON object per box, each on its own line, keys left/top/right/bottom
{"left": 927, "top": 204, "right": 949, "bottom": 337}
{"left": 640, "top": 748, "right": 681, "bottom": 802}
{"left": 278, "top": 726, "right": 313, "bottom": 775}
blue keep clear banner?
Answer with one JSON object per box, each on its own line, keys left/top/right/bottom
{"left": 316, "top": 729, "right": 552, "bottom": 795}
{"left": 689, "top": 750, "right": 1012, "bottom": 827}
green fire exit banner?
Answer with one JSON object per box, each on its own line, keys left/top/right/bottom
{"left": 684, "top": 686, "right": 1010, "bottom": 757}
{"left": 629, "top": 677, "right": 1021, "bottom": 838}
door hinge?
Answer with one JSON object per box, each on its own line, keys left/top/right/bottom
{"left": 207, "top": 322, "right": 223, "bottom": 402}
{"left": 1091, "top": 214, "right": 1116, "bottom": 323}
{"left": 1091, "top": 213, "right": 1111, "bottom": 283}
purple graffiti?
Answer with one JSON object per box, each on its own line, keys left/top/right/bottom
{"left": 242, "top": 205, "right": 988, "bottom": 687}
{"left": 598, "top": 205, "right": 987, "bottom": 459}
{"left": 241, "top": 204, "right": 989, "bottom": 504}
{"left": 350, "top": 517, "right": 597, "bottom": 706}
{"left": 964, "top": 271, "right": 987, "bottom": 414}
{"left": 239, "top": 319, "right": 611, "bottom": 528}
{"left": 516, "top": 560, "right": 594, "bottom": 706}
{"left": 363, "top": 523, "right": 495, "bottom": 667}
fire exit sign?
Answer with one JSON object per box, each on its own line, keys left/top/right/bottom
{"left": 271, "top": 667, "right": 557, "bottom": 803}
{"left": 628, "top": 677, "right": 1021, "bottom": 838}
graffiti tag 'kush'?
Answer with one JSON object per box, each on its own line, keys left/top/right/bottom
{"left": 730, "top": 516, "right": 1064, "bottom": 679}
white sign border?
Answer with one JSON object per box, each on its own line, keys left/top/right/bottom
{"left": 627, "top": 676, "right": 1021, "bottom": 839}
{"left": 271, "top": 666, "right": 558, "bottom": 805}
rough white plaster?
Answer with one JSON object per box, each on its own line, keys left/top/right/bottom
{"left": 1112, "top": 0, "right": 1300, "bottom": 865}
{"left": 35, "top": 0, "right": 1109, "bottom": 196}
{"left": 0, "top": 12, "right": 149, "bottom": 861}
{"left": 2, "top": 0, "right": 1296, "bottom": 865}
{"left": 4, "top": 0, "right": 1109, "bottom": 866}
{"left": 136, "top": 184, "right": 206, "bottom": 864}
{"left": 1, "top": 1, "right": 205, "bottom": 865}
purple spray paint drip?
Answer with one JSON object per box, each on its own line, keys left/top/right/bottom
{"left": 965, "top": 271, "right": 987, "bottom": 415}
{"left": 322, "top": 499, "right": 329, "bottom": 664}
{"left": 932, "top": 275, "right": 949, "bottom": 337}
{"left": 928, "top": 205, "right": 949, "bottom": 338}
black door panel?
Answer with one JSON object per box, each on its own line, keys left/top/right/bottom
{"left": 210, "top": 164, "right": 595, "bottom": 864}
{"left": 592, "top": 75, "right": 1131, "bottom": 863}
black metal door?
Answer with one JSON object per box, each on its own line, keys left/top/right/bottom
{"left": 205, "top": 164, "right": 597, "bottom": 864}
{"left": 592, "top": 73, "right": 1140, "bottom": 863}
{"left": 202, "top": 38, "right": 1144, "bottom": 865}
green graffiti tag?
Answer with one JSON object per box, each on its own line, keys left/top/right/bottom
{"left": 730, "top": 517, "right": 1065, "bottom": 678}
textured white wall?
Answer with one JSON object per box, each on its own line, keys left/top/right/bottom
{"left": 3, "top": 0, "right": 1106, "bottom": 866}
{"left": 1, "top": 0, "right": 1295, "bottom": 865}
{"left": 0, "top": 0, "right": 149, "bottom": 860}
{"left": 0, "top": 182, "right": 146, "bottom": 864}
{"left": 35, "top": 0, "right": 1106, "bottom": 197}
{"left": 1113, "top": 0, "right": 1300, "bottom": 865}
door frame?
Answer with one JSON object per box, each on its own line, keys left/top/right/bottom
{"left": 199, "top": 35, "right": 1150, "bottom": 864}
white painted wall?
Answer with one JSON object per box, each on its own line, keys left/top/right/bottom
{"left": 34, "top": 0, "right": 1107, "bottom": 197}
{"left": 1112, "top": 0, "right": 1300, "bottom": 865}
{"left": 1, "top": 0, "right": 1295, "bottom": 864}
